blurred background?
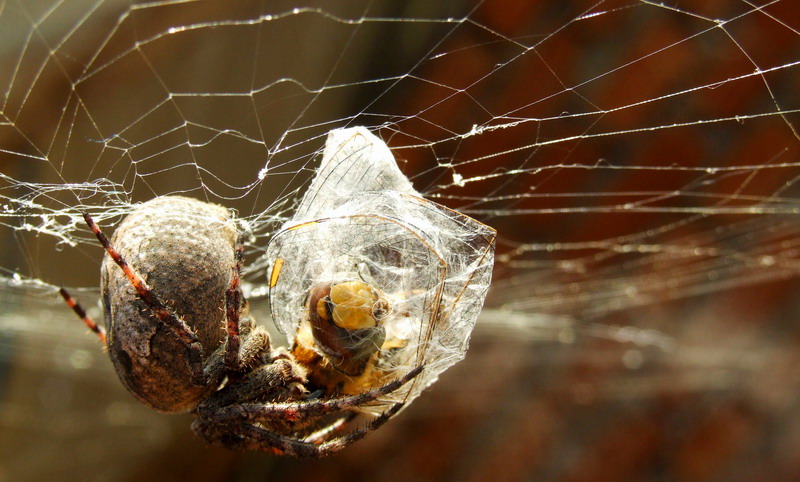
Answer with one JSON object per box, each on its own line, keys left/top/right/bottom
{"left": 1, "top": 0, "right": 799, "bottom": 480}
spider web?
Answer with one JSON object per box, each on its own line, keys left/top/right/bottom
{"left": 0, "top": 0, "right": 799, "bottom": 478}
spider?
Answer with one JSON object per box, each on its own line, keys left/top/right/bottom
{"left": 60, "top": 196, "right": 422, "bottom": 457}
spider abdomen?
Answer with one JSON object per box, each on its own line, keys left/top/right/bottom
{"left": 101, "top": 196, "right": 237, "bottom": 413}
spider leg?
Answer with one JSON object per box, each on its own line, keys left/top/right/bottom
{"left": 302, "top": 412, "right": 356, "bottom": 443}
{"left": 223, "top": 244, "right": 243, "bottom": 369}
{"left": 201, "top": 321, "right": 272, "bottom": 386}
{"left": 192, "top": 402, "right": 405, "bottom": 457}
{"left": 59, "top": 287, "right": 107, "bottom": 344}
{"left": 222, "top": 243, "right": 270, "bottom": 371}
{"left": 198, "top": 241, "right": 273, "bottom": 384}
{"left": 83, "top": 212, "right": 206, "bottom": 384}
{"left": 200, "top": 365, "right": 423, "bottom": 424}
{"left": 197, "top": 358, "right": 308, "bottom": 418}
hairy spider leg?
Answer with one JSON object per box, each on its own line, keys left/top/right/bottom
{"left": 201, "top": 365, "right": 424, "bottom": 424}
{"left": 201, "top": 240, "right": 274, "bottom": 382}
{"left": 302, "top": 412, "right": 356, "bottom": 444}
{"left": 193, "top": 364, "right": 422, "bottom": 454}
{"left": 82, "top": 212, "right": 207, "bottom": 384}
{"left": 193, "top": 402, "right": 406, "bottom": 457}
{"left": 59, "top": 287, "right": 107, "bottom": 344}
{"left": 197, "top": 358, "right": 307, "bottom": 417}
{"left": 224, "top": 243, "right": 244, "bottom": 370}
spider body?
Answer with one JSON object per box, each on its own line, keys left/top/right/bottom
{"left": 101, "top": 196, "right": 239, "bottom": 412}
{"left": 61, "top": 195, "right": 422, "bottom": 457}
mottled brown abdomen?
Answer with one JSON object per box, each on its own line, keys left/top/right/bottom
{"left": 101, "top": 196, "right": 237, "bottom": 413}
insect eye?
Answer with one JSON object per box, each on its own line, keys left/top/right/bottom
{"left": 315, "top": 297, "right": 331, "bottom": 321}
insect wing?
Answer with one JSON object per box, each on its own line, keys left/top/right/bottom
{"left": 267, "top": 190, "right": 496, "bottom": 403}
{"left": 292, "top": 126, "right": 417, "bottom": 222}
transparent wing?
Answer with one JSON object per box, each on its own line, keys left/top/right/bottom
{"left": 267, "top": 129, "right": 496, "bottom": 406}
{"left": 292, "top": 127, "right": 418, "bottom": 221}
